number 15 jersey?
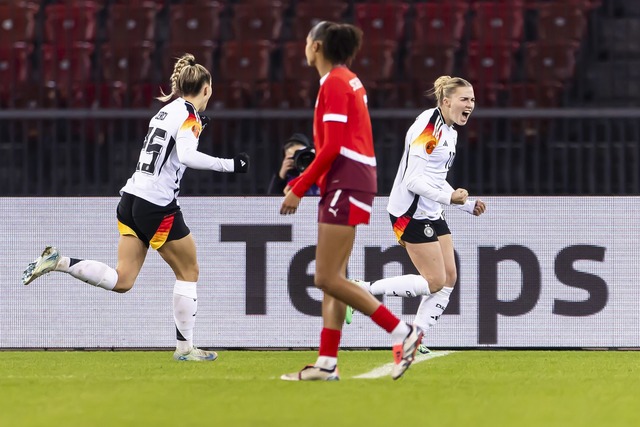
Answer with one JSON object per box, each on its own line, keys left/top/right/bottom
{"left": 121, "top": 98, "right": 213, "bottom": 206}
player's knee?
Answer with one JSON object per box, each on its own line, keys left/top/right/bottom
{"left": 313, "top": 273, "right": 335, "bottom": 292}
{"left": 113, "top": 278, "right": 134, "bottom": 293}
{"left": 425, "top": 271, "right": 447, "bottom": 293}
{"left": 445, "top": 270, "right": 457, "bottom": 287}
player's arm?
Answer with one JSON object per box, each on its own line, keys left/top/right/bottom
{"left": 443, "top": 181, "right": 477, "bottom": 212}
{"left": 289, "top": 79, "right": 348, "bottom": 197}
{"left": 403, "top": 132, "right": 454, "bottom": 205}
{"left": 176, "top": 113, "right": 248, "bottom": 173}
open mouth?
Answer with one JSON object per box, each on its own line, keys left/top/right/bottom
{"left": 462, "top": 111, "right": 471, "bottom": 119}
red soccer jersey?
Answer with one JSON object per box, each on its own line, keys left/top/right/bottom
{"left": 290, "top": 66, "right": 377, "bottom": 197}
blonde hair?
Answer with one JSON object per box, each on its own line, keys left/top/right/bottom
{"left": 427, "top": 76, "right": 472, "bottom": 107}
{"left": 157, "top": 53, "right": 211, "bottom": 102}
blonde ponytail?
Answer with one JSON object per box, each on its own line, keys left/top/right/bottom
{"left": 157, "top": 53, "right": 210, "bottom": 102}
{"left": 426, "top": 75, "right": 472, "bottom": 107}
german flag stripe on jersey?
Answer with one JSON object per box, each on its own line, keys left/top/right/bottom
{"left": 117, "top": 220, "right": 139, "bottom": 238}
{"left": 412, "top": 122, "right": 438, "bottom": 155}
{"left": 180, "top": 112, "right": 202, "bottom": 139}
{"left": 392, "top": 215, "right": 411, "bottom": 242}
{"left": 149, "top": 214, "right": 175, "bottom": 249}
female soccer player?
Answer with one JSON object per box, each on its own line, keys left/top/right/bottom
{"left": 347, "top": 76, "right": 486, "bottom": 352}
{"left": 22, "top": 53, "right": 249, "bottom": 361}
{"left": 279, "top": 21, "right": 422, "bottom": 381}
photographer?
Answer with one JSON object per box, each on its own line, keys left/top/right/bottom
{"left": 268, "top": 133, "right": 319, "bottom": 195}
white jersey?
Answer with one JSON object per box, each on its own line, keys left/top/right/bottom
{"left": 387, "top": 108, "right": 459, "bottom": 220}
{"left": 121, "top": 98, "right": 234, "bottom": 206}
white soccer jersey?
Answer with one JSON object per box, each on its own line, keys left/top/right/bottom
{"left": 387, "top": 108, "right": 459, "bottom": 220}
{"left": 121, "top": 98, "right": 233, "bottom": 206}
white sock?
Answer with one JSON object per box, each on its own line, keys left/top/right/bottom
{"left": 173, "top": 280, "right": 198, "bottom": 354}
{"left": 315, "top": 356, "right": 337, "bottom": 370}
{"left": 414, "top": 286, "right": 453, "bottom": 332}
{"left": 390, "top": 322, "right": 411, "bottom": 345}
{"left": 56, "top": 257, "right": 117, "bottom": 291}
{"left": 370, "top": 274, "right": 431, "bottom": 297}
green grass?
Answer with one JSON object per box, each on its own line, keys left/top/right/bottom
{"left": 1, "top": 350, "right": 638, "bottom": 427}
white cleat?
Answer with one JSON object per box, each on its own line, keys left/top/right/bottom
{"left": 391, "top": 325, "right": 424, "bottom": 380}
{"left": 22, "top": 246, "right": 60, "bottom": 285}
{"left": 417, "top": 344, "right": 431, "bottom": 354}
{"left": 280, "top": 365, "right": 340, "bottom": 381}
{"left": 173, "top": 347, "right": 218, "bottom": 362}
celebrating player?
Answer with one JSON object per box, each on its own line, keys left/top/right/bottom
{"left": 22, "top": 53, "right": 250, "bottom": 361}
{"left": 279, "top": 21, "right": 422, "bottom": 381}
{"left": 347, "top": 76, "right": 486, "bottom": 353}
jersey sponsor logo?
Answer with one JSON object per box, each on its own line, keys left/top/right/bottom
{"left": 424, "top": 224, "right": 434, "bottom": 238}
{"left": 154, "top": 111, "right": 167, "bottom": 120}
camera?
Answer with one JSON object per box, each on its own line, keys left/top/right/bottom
{"left": 293, "top": 147, "right": 316, "bottom": 173}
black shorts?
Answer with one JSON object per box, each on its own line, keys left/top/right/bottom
{"left": 116, "top": 192, "right": 190, "bottom": 250}
{"left": 389, "top": 213, "right": 451, "bottom": 244}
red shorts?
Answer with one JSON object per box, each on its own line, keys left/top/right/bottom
{"left": 318, "top": 189, "right": 375, "bottom": 226}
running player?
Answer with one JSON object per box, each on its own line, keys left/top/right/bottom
{"left": 279, "top": 21, "right": 422, "bottom": 381}
{"left": 347, "top": 76, "right": 486, "bottom": 353}
{"left": 22, "top": 53, "right": 250, "bottom": 361}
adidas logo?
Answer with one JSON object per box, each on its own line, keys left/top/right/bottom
{"left": 443, "top": 141, "right": 448, "bottom": 146}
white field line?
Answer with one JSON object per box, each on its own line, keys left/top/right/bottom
{"left": 353, "top": 351, "right": 454, "bottom": 379}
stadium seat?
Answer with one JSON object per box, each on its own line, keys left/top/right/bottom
{"left": 106, "top": 3, "right": 160, "bottom": 45}
{"left": 169, "top": 2, "right": 224, "bottom": 45}
{"left": 0, "top": 42, "right": 32, "bottom": 88}
{"left": 41, "top": 42, "right": 95, "bottom": 92}
{"left": 412, "top": 2, "right": 469, "bottom": 46}
{"left": 281, "top": 41, "right": 318, "bottom": 82}
{"left": 231, "top": 1, "right": 285, "bottom": 40}
{"left": 100, "top": 42, "right": 155, "bottom": 85}
{"left": 471, "top": 1, "right": 525, "bottom": 42}
{"left": 291, "top": 1, "right": 348, "bottom": 40}
{"left": 351, "top": 40, "right": 398, "bottom": 86}
{"left": 219, "top": 40, "right": 273, "bottom": 83}
{"left": 68, "top": 82, "right": 127, "bottom": 109}
{"left": 44, "top": 3, "right": 99, "bottom": 45}
{"left": 257, "top": 81, "right": 316, "bottom": 109}
{"left": 533, "top": 2, "right": 588, "bottom": 41}
{"left": 0, "top": 2, "right": 40, "bottom": 46}
{"left": 466, "top": 41, "right": 518, "bottom": 83}
{"left": 353, "top": 2, "right": 409, "bottom": 42}
{"left": 163, "top": 41, "right": 216, "bottom": 81}
{"left": 210, "top": 82, "right": 252, "bottom": 109}
{"left": 524, "top": 40, "right": 580, "bottom": 81}
{"left": 403, "top": 42, "right": 458, "bottom": 90}
{"left": 503, "top": 81, "right": 563, "bottom": 108}
{"left": 598, "top": 17, "right": 640, "bottom": 58}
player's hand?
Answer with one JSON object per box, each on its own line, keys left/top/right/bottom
{"left": 473, "top": 199, "right": 486, "bottom": 216}
{"left": 233, "top": 152, "right": 250, "bottom": 173}
{"left": 280, "top": 189, "right": 301, "bottom": 215}
{"left": 451, "top": 188, "right": 468, "bottom": 205}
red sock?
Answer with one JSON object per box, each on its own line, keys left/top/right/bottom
{"left": 318, "top": 328, "right": 341, "bottom": 358}
{"left": 371, "top": 305, "right": 401, "bottom": 333}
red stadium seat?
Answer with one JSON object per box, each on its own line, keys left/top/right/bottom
{"left": 503, "top": 81, "right": 564, "bottom": 108}
{"left": 351, "top": 40, "right": 398, "bottom": 85}
{"left": 466, "top": 41, "right": 518, "bottom": 83}
{"left": 412, "top": 2, "right": 469, "bottom": 45}
{"left": 42, "top": 42, "right": 94, "bottom": 88}
{"left": 533, "top": 2, "right": 588, "bottom": 41}
{"left": 404, "top": 42, "right": 458, "bottom": 90}
{"left": 169, "top": 2, "right": 224, "bottom": 45}
{"left": 257, "top": 81, "right": 316, "bottom": 109}
{"left": 210, "top": 82, "right": 253, "bottom": 109}
{"left": 0, "top": 42, "right": 32, "bottom": 87}
{"left": 100, "top": 42, "right": 155, "bottom": 85}
{"left": 68, "top": 82, "right": 127, "bottom": 109}
{"left": 219, "top": 40, "right": 273, "bottom": 83}
{"left": 106, "top": 3, "right": 160, "bottom": 45}
{"left": 291, "top": 1, "right": 348, "bottom": 40}
{"left": 471, "top": 1, "right": 525, "bottom": 42}
{"left": 231, "top": 1, "right": 286, "bottom": 40}
{"left": 524, "top": 40, "right": 580, "bottom": 81}
{"left": 354, "top": 2, "right": 409, "bottom": 42}
{"left": 282, "top": 41, "right": 318, "bottom": 82}
{"left": 0, "top": 2, "right": 40, "bottom": 46}
{"left": 44, "top": 3, "right": 99, "bottom": 45}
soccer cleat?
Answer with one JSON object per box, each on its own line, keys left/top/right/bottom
{"left": 345, "top": 279, "right": 371, "bottom": 325}
{"left": 280, "top": 365, "right": 340, "bottom": 381}
{"left": 173, "top": 347, "right": 218, "bottom": 362}
{"left": 22, "top": 246, "right": 61, "bottom": 285}
{"left": 391, "top": 325, "right": 424, "bottom": 380}
{"left": 417, "top": 344, "right": 431, "bottom": 354}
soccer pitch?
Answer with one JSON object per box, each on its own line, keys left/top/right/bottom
{"left": 1, "top": 350, "right": 638, "bottom": 427}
